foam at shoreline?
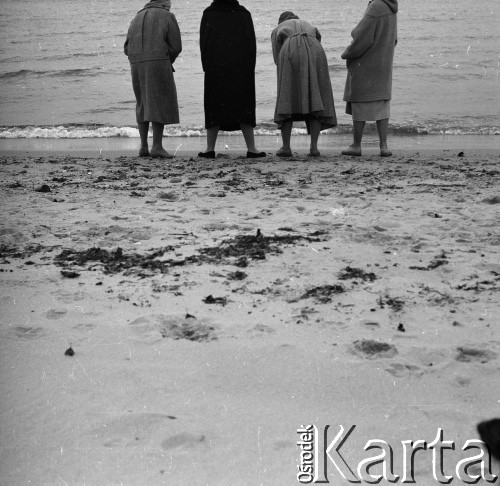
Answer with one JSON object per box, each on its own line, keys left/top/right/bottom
{"left": 0, "top": 122, "right": 498, "bottom": 140}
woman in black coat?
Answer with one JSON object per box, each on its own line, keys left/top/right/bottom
{"left": 198, "top": 0, "right": 265, "bottom": 158}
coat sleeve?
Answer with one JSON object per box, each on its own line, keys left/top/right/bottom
{"left": 124, "top": 26, "right": 130, "bottom": 56}
{"left": 166, "top": 14, "right": 182, "bottom": 63}
{"left": 341, "top": 14, "right": 376, "bottom": 60}
{"left": 271, "top": 28, "right": 281, "bottom": 65}
{"left": 245, "top": 13, "right": 257, "bottom": 70}
{"left": 199, "top": 12, "right": 208, "bottom": 72}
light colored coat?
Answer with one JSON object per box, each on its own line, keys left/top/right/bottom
{"left": 124, "top": 3, "right": 181, "bottom": 64}
{"left": 341, "top": 0, "right": 398, "bottom": 102}
{"left": 272, "top": 19, "right": 336, "bottom": 130}
{"left": 124, "top": 2, "right": 182, "bottom": 125}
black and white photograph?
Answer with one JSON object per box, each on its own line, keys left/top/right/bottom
{"left": 0, "top": 0, "right": 499, "bottom": 484}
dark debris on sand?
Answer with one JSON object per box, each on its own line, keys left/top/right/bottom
{"left": 196, "top": 230, "right": 326, "bottom": 264}
{"left": 338, "top": 266, "right": 378, "bottom": 282}
{"left": 55, "top": 246, "right": 181, "bottom": 275}
{"left": 300, "top": 284, "right": 345, "bottom": 304}
{"left": 378, "top": 294, "right": 406, "bottom": 312}
{"left": 0, "top": 243, "right": 48, "bottom": 260}
{"left": 52, "top": 230, "right": 325, "bottom": 276}
{"left": 409, "top": 251, "right": 448, "bottom": 270}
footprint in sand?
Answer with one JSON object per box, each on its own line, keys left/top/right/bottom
{"left": 385, "top": 362, "right": 424, "bottom": 378}
{"left": 129, "top": 314, "right": 217, "bottom": 343}
{"left": 72, "top": 322, "right": 98, "bottom": 331}
{"left": 247, "top": 323, "right": 276, "bottom": 336}
{"left": 45, "top": 308, "right": 68, "bottom": 319}
{"left": 350, "top": 339, "right": 398, "bottom": 359}
{"left": 161, "top": 433, "right": 206, "bottom": 450}
{"left": 9, "top": 325, "right": 47, "bottom": 340}
{"left": 87, "top": 413, "right": 177, "bottom": 448}
{"left": 456, "top": 346, "right": 497, "bottom": 364}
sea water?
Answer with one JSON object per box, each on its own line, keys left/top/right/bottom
{"left": 0, "top": 0, "right": 498, "bottom": 140}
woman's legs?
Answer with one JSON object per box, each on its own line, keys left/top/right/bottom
{"left": 376, "top": 118, "right": 392, "bottom": 156}
{"left": 150, "top": 122, "right": 173, "bottom": 158}
{"left": 205, "top": 126, "right": 219, "bottom": 152}
{"left": 241, "top": 123, "right": 266, "bottom": 157}
{"left": 343, "top": 119, "right": 391, "bottom": 156}
{"left": 353, "top": 120, "right": 365, "bottom": 149}
{"left": 277, "top": 121, "right": 293, "bottom": 156}
{"left": 280, "top": 121, "right": 293, "bottom": 151}
{"left": 138, "top": 121, "right": 149, "bottom": 156}
{"left": 309, "top": 119, "right": 321, "bottom": 156}
{"left": 200, "top": 124, "right": 265, "bottom": 157}
{"left": 198, "top": 126, "right": 218, "bottom": 158}
{"left": 342, "top": 120, "right": 365, "bottom": 156}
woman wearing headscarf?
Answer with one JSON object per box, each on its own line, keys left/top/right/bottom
{"left": 124, "top": 0, "right": 182, "bottom": 158}
{"left": 198, "top": 0, "right": 265, "bottom": 159}
{"left": 272, "top": 11, "right": 337, "bottom": 157}
{"left": 341, "top": 0, "right": 398, "bottom": 157}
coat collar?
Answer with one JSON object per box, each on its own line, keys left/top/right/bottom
{"left": 205, "top": 0, "right": 245, "bottom": 11}
{"left": 379, "top": 0, "right": 398, "bottom": 13}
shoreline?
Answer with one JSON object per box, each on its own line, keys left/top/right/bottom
{"left": 1, "top": 133, "right": 499, "bottom": 157}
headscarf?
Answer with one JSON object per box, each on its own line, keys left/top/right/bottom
{"left": 144, "top": 0, "right": 171, "bottom": 11}
{"left": 278, "top": 11, "right": 299, "bottom": 24}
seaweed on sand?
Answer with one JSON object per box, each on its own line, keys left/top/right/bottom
{"left": 300, "top": 285, "right": 345, "bottom": 304}
{"left": 196, "top": 230, "right": 324, "bottom": 263}
{"left": 338, "top": 266, "right": 378, "bottom": 282}
{"left": 53, "top": 230, "right": 327, "bottom": 276}
{"left": 55, "top": 246, "right": 179, "bottom": 275}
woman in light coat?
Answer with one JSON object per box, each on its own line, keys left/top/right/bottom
{"left": 124, "top": 0, "right": 182, "bottom": 158}
{"left": 272, "top": 11, "right": 337, "bottom": 157}
{"left": 341, "top": 0, "right": 398, "bottom": 157}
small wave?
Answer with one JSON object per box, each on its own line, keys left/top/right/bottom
{"left": 40, "top": 52, "right": 102, "bottom": 62}
{"left": 0, "top": 123, "right": 498, "bottom": 139}
{"left": 0, "top": 67, "right": 101, "bottom": 80}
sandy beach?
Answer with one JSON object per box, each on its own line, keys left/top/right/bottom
{"left": 1, "top": 146, "right": 499, "bottom": 484}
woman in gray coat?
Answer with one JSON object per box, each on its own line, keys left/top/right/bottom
{"left": 272, "top": 11, "right": 337, "bottom": 157}
{"left": 124, "top": 0, "right": 182, "bottom": 158}
{"left": 341, "top": 0, "right": 398, "bottom": 157}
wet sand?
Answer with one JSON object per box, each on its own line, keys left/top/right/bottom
{"left": 1, "top": 148, "right": 499, "bottom": 484}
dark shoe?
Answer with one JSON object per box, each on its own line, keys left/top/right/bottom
{"left": 198, "top": 151, "right": 215, "bottom": 159}
{"left": 380, "top": 149, "right": 392, "bottom": 157}
{"left": 138, "top": 147, "right": 150, "bottom": 157}
{"left": 246, "top": 151, "right": 267, "bottom": 158}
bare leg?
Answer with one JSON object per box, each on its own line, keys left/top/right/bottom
{"left": 150, "top": 122, "right": 173, "bottom": 158}
{"left": 342, "top": 120, "right": 365, "bottom": 155}
{"left": 309, "top": 119, "right": 321, "bottom": 156}
{"left": 353, "top": 120, "right": 365, "bottom": 149}
{"left": 240, "top": 123, "right": 261, "bottom": 153}
{"left": 376, "top": 118, "right": 392, "bottom": 156}
{"left": 138, "top": 121, "right": 149, "bottom": 156}
{"left": 206, "top": 126, "right": 219, "bottom": 152}
{"left": 279, "top": 121, "right": 293, "bottom": 155}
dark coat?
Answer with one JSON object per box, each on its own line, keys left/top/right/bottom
{"left": 341, "top": 0, "right": 398, "bottom": 102}
{"left": 200, "top": 0, "right": 257, "bottom": 130}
